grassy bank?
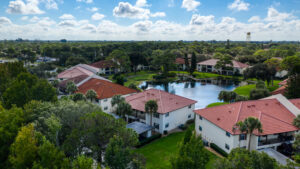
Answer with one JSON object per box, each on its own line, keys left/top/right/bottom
{"left": 206, "top": 102, "right": 229, "bottom": 108}
{"left": 234, "top": 80, "right": 281, "bottom": 97}
{"left": 135, "top": 131, "right": 219, "bottom": 169}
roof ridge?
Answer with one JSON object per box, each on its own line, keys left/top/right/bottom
{"left": 235, "top": 101, "right": 243, "bottom": 123}
{"left": 159, "top": 90, "right": 164, "bottom": 113}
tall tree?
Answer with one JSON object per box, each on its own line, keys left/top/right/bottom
{"left": 233, "top": 117, "right": 263, "bottom": 150}
{"left": 184, "top": 53, "right": 190, "bottom": 71}
{"left": 111, "top": 95, "right": 125, "bottom": 107}
{"left": 66, "top": 81, "right": 78, "bottom": 94}
{"left": 85, "top": 89, "right": 98, "bottom": 102}
{"left": 171, "top": 128, "right": 209, "bottom": 169}
{"left": 190, "top": 52, "right": 196, "bottom": 75}
{"left": 145, "top": 100, "right": 158, "bottom": 127}
{"left": 114, "top": 101, "right": 133, "bottom": 121}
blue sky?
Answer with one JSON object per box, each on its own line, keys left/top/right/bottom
{"left": 0, "top": 0, "right": 299, "bottom": 40}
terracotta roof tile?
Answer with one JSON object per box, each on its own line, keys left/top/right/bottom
{"left": 125, "top": 89, "right": 197, "bottom": 114}
{"left": 57, "top": 64, "right": 98, "bottom": 79}
{"left": 271, "top": 86, "right": 286, "bottom": 95}
{"left": 59, "top": 75, "right": 89, "bottom": 91}
{"left": 290, "top": 99, "right": 300, "bottom": 109}
{"left": 90, "top": 60, "right": 115, "bottom": 69}
{"left": 175, "top": 58, "right": 185, "bottom": 64}
{"left": 77, "top": 78, "right": 137, "bottom": 99}
{"left": 194, "top": 99, "right": 299, "bottom": 136}
{"left": 197, "top": 59, "right": 249, "bottom": 69}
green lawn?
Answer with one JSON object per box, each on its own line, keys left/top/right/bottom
{"left": 234, "top": 80, "right": 281, "bottom": 97}
{"left": 108, "top": 71, "right": 156, "bottom": 87}
{"left": 135, "top": 131, "right": 219, "bottom": 169}
{"left": 206, "top": 102, "right": 229, "bottom": 108}
{"left": 170, "top": 71, "right": 237, "bottom": 79}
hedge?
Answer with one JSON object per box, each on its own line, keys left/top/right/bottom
{"left": 137, "top": 133, "right": 162, "bottom": 148}
{"left": 210, "top": 143, "right": 228, "bottom": 157}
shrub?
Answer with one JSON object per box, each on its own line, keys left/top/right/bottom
{"left": 210, "top": 143, "right": 228, "bottom": 157}
{"left": 137, "top": 134, "right": 162, "bottom": 148}
{"left": 250, "top": 88, "right": 270, "bottom": 100}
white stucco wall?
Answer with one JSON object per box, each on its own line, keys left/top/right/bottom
{"left": 144, "top": 104, "right": 195, "bottom": 134}
{"left": 98, "top": 93, "right": 135, "bottom": 113}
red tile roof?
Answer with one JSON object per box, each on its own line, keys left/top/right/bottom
{"left": 125, "top": 89, "right": 197, "bottom": 114}
{"left": 197, "top": 59, "right": 249, "bottom": 69}
{"left": 90, "top": 60, "right": 115, "bottom": 69}
{"left": 271, "top": 86, "right": 286, "bottom": 95}
{"left": 194, "top": 99, "right": 299, "bottom": 136}
{"left": 59, "top": 75, "right": 89, "bottom": 91}
{"left": 279, "top": 79, "right": 288, "bottom": 86}
{"left": 57, "top": 64, "right": 98, "bottom": 79}
{"left": 175, "top": 58, "right": 185, "bottom": 64}
{"left": 77, "top": 78, "right": 137, "bottom": 99}
{"left": 290, "top": 99, "right": 300, "bottom": 110}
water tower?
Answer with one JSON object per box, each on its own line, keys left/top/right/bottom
{"left": 246, "top": 32, "right": 251, "bottom": 42}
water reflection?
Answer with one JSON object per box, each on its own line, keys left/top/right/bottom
{"left": 139, "top": 79, "right": 240, "bottom": 109}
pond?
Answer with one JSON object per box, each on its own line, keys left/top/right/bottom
{"left": 139, "top": 79, "right": 240, "bottom": 109}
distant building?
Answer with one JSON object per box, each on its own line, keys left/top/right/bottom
{"left": 175, "top": 58, "right": 189, "bottom": 71}
{"left": 271, "top": 79, "right": 288, "bottom": 95}
{"left": 57, "top": 64, "right": 99, "bottom": 80}
{"left": 194, "top": 94, "right": 300, "bottom": 154}
{"left": 90, "top": 60, "right": 120, "bottom": 75}
{"left": 197, "top": 59, "right": 249, "bottom": 75}
{"left": 125, "top": 89, "right": 197, "bottom": 134}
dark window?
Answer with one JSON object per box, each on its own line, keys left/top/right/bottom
{"left": 199, "top": 115, "right": 202, "bottom": 120}
{"left": 165, "top": 112, "right": 169, "bottom": 117}
{"left": 199, "top": 126, "right": 202, "bottom": 131}
{"left": 225, "top": 144, "right": 230, "bottom": 150}
{"left": 188, "top": 105, "right": 192, "bottom": 109}
{"left": 226, "top": 132, "right": 231, "bottom": 137}
{"left": 239, "top": 134, "right": 247, "bottom": 140}
{"left": 104, "top": 107, "right": 108, "bottom": 110}
{"left": 153, "top": 113, "right": 160, "bottom": 118}
{"left": 165, "top": 123, "right": 169, "bottom": 128}
{"left": 188, "top": 114, "right": 191, "bottom": 118}
{"left": 154, "top": 123, "right": 159, "bottom": 129}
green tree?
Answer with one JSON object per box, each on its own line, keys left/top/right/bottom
{"left": 114, "top": 101, "right": 133, "bottom": 120}
{"left": 66, "top": 81, "right": 78, "bottom": 94}
{"left": 233, "top": 117, "right": 263, "bottom": 150}
{"left": 9, "top": 124, "right": 39, "bottom": 169}
{"left": 0, "top": 106, "right": 25, "bottom": 168}
{"left": 190, "top": 52, "right": 196, "bottom": 75}
{"left": 108, "top": 49, "right": 131, "bottom": 72}
{"left": 105, "top": 136, "right": 132, "bottom": 169}
{"left": 286, "top": 63, "right": 300, "bottom": 99}
{"left": 145, "top": 100, "right": 158, "bottom": 127}
{"left": 171, "top": 129, "right": 209, "bottom": 169}
{"left": 85, "top": 89, "right": 98, "bottom": 102}
{"left": 72, "top": 155, "right": 94, "bottom": 169}
{"left": 72, "top": 93, "right": 87, "bottom": 102}
{"left": 31, "top": 79, "right": 57, "bottom": 102}
{"left": 111, "top": 94, "right": 125, "bottom": 107}
{"left": 281, "top": 55, "right": 300, "bottom": 71}
{"left": 215, "top": 54, "right": 233, "bottom": 74}
{"left": 184, "top": 53, "right": 190, "bottom": 71}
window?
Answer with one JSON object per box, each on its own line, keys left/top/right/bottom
{"left": 225, "top": 144, "right": 230, "bottom": 150}
{"left": 199, "top": 115, "right": 202, "bottom": 120}
{"left": 103, "top": 99, "right": 108, "bottom": 102}
{"left": 239, "top": 134, "right": 247, "bottom": 141}
{"left": 188, "top": 105, "right": 192, "bottom": 109}
{"left": 153, "top": 113, "right": 160, "bottom": 118}
{"left": 165, "top": 112, "right": 169, "bottom": 117}
{"left": 165, "top": 123, "right": 169, "bottom": 128}
{"left": 154, "top": 123, "right": 159, "bottom": 129}
{"left": 199, "top": 125, "right": 202, "bottom": 131}
{"left": 104, "top": 106, "right": 108, "bottom": 110}
{"left": 188, "top": 114, "right": 191, "bottom": 118}
{"left": 226, "top": 131, "right": 231, "bottom": 137}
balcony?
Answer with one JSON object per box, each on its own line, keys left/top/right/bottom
{"left": 258, "top": 135, "right": 294, "bottom": 146}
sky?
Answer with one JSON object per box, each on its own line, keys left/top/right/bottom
{"left": 0, "top": 0, "right": 300, "bottom": 41}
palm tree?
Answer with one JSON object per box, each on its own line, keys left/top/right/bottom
{"left": 111, "top": 94, "right": 125, "bottom": 107}
{"left": 233, "top": 117, "right": 263, "bottom": 150}
{"left": 145, "top": 100, "right": 158, "bottom": 127}
{"left": 66, "top": 81, "right": 77, "bottom": 94}
{"left": 114, "top": 101, "right": 132, "bottom": 121}
{"left": 293, "top": 115, "right": 300, "bottom": 128}
{"left": 85, "top": 89, "right": 98, "bottom": 102}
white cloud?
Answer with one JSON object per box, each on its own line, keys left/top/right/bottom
{"left": 91, "top": 13, "right": 105, "bottom": 20}
{"left": 265, "top": 7, "right": 293, "bottom": 22}
{"left": 44, "top": 0, "right": 58, "bottom": 10}
{"left": 6, "top": 0, "right": 45, "bottom": 15}
{"left": 0, "top": 17, "right": 12, "bottom": 24}
{"left": 76, "top": 0, "right": 93, "bottom": 4}
{"left": 87, "top": 7, "right": 98, "bottom": 12}
{"left": 58, "top": 20, "right": 78, "bottom": 27}
{"left": 248, "top": 16, "right": 261, "bottom": 22}
{"left": 168, "top": 0, "right": 175, "bottom": 7}
{"left": 181, "top": 0, "right": 201, "bottom": 12}
{"left": 150, "top": 12, "right": 166, "bottom": 17}
{"left": 190, "top": 14, "right": 215, "bottom": 25}
{"left": 135, "top": 0, "right": 149, "bottom": 7}
{"left": 30, "top": 16, "right": 40, "bottom": 22}
{"left": 113, "top": 2, "right": 150, "bottom": 19}
{"left": 21, "top": 16, "right": 29, "bottom": 20}
{"left": 228, "top": 0, "right": 250, "bottom": 11}
{"left": 113, "top": 1, "right": 165, "bottom": 19}
{"left": 59, "top": 14, "right": 75, "bottom": 20}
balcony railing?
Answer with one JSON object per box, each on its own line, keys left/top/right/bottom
{"left": 258, "top": 135, "right": 294, "bottom": 146}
